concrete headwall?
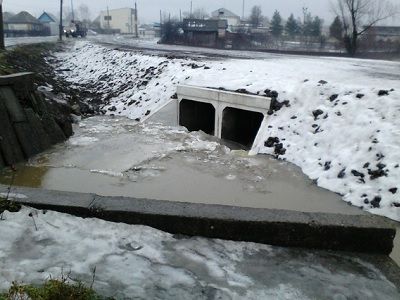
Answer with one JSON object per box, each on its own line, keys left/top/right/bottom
{"left": 0, "top": 72, "right": 72, "bottom": 168}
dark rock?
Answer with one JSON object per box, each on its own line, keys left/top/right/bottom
{"left": 264, "top": 89, "right": 279, "bottom": 98}
{"left": 395, "top": 164, "right": 399, "bottom": 168}
{"left": 370, "top": 196, "right": 382, "bottom": 208}
{"left": 312, "top": 109, "right": 324, "bottom": 120}
{"left": 351, "top": 170, "right": 365, "bottom": 178}
{"left": 290, "top": 116, "right": 297, "bottom": 119}
{"left": 376, "top": 153, "right": 385, "bottom": 160}
{"left": 363, "top": 162, "right": 370, "bottom": 168}
{"left": 356, "top": 94, "right": 365, "bottom": 99}
{"left": 128, "top": 100, "right": 136, "bottom": 106}
{"left": 274, "top": 143, "right": 286, "bottom": 156}
{"left": 145, "top": 110, "right": 151, "bottom": 116}
{"left": 109, "top": 106, "right": 117, "bottom": 112}
{"left": 364, "top": 199, "right": 369, "bottom": 204}
{"left": 318, "top": 80, "right": 328, "bottom": 85}
{"left": 265, "top": 137, "right": 280, "bottom": 148}
{"left": 171, "top": 93, "right": 178, "bottom": 99}
{"left": 268, "top": 98, "right": 289, "bottom": 115}
{"left": 236, "top": 89, "right": 250, "bottom": 94}
{"left": 377, "top": 163, "right": 386, "bottom": 170}
{"left": 204, "top": 66, "right": 211, "bottom": 70}
{"left": 378, "top": 90, "right": 389, "bottom": 96}
{"left": 389, "top": 188, "right": 398, "bottom": 194}
{"left": 324, "top": 161, "right": 331, "bottom": 171}
{"left": 368, "top": 168, "right": 388, "bottom": 180}
{"left": 135, "top": 118, "right": 141, "bottom": 122}
{"left": 312, "top": 124, "right": 319, "bottom": 128}
{"left": 338, "top": 168, "right": 346, "bottom": 178}
{"left": 329, "top": 94, "right": 339, "bottom": 102}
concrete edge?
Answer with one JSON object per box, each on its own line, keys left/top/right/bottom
{"left": 0, "top": 184, "right": 397, "bottom": 256}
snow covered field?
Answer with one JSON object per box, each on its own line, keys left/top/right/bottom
{"left": 0, "top": 208, "right": 398, "bottom": 299}
{"left": 53, "top": 41, "right": 400, "bottom": 221}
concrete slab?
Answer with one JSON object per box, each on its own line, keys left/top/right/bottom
{"left": 1, "top": 184, "right": 396, "bottom": 255}
{"left": 0, "top": 184, "right": 95, "bottom": 216}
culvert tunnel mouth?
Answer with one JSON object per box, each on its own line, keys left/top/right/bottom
{"left": 221, "top": 107, "right": 264, "bottom": 149}
{"left": 179, "top": 99, "right": 215, "bottom": 135}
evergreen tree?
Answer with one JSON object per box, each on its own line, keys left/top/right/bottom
{"left": 285, "top": 14, "right": 299, "bottom": 37}
{"left": 329, "top": 16, "right": 343, "bottom": 41}
{"left": 311, "top": 16, "right": 323, "bottom": 37}
{"left": 271, "top": 10, "right": 283, "bottom": 37}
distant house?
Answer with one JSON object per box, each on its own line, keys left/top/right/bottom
{"left": 3, "top": 12, "right": 15, "bottom": 31}
{"left": 38, "top": 12, "right": 59, "bottom": 36}
{"left": 5, "top": 11, "right": 45, "bottom": 37}
{"left": 183, "top": 19, "right": 228, "bottom": 48}
{"left": 99, "top": 7, "right": 137, "bottom": 34}
{"left": 138, "top": 24, "right": 161, "bottom": 39}
{"left": 211, "top": 8, "right": 241, "bottom": 31}
{"left": 365, "top": 26, "right": 400, "bottom": 42}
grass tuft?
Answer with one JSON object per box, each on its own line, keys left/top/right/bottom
{"left": 1, "top": 278, "right": 111, "bottom": 300}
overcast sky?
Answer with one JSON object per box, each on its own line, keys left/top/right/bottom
{"left": 5, "top": 0, "right": 339, "bottom": 23}
{"left": 4, "top": 0, "right": 399, "bottom": 24}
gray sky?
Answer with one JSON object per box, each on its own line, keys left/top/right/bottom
{"left": 4, "top": 0, "right": 399, "bottom": 24}
{"left": 5, "top": 0, "right": 336, "bottom": 23}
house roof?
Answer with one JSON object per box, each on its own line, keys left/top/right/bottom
{"left": 7, "top": 11, "right": 42, "bottom": 25}
{"left": 39, "top": 12, "right": 58, "bottom": 23}
{"left": 211, "top": 8, "right": 240, "bottom": 19}
{"left": 3, "top": 12, "right": 15, "bottom": 22}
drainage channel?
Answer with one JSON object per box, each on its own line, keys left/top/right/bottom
{"left": 0, "top": 113, "right": 398, "bottom": 265}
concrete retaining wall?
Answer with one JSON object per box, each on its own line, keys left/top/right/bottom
{"left": 0, "top": 73, "right": 72, "bottom": 168}
{"left": 1, "top": 184, "right": 396, "bottom": 255}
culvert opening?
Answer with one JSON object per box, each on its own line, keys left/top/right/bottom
{"left": 222, "top": 107, "right": 264, "bottom": 148}
{"left": 179, "top": 99, "right": 215, "bottom": 135}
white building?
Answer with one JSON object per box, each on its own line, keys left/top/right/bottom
{"left": 100, "top": 7, "right": 137, "bottom": 34}
{"left": 211, "top": 8, "right": 241, "bottom": 30}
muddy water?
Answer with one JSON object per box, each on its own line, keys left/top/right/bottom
{"left": 1, "top": 115, "right": 399, "bottom": 264}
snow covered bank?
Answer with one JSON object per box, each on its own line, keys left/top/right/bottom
{"left": 54, "top": 41, "right": 400, "bottom": 220}
{"left": 0, "top": 208, "right": 398, "bottom": 299}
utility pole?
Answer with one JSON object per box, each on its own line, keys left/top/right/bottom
{"left": 180, "top": 9, "right": 182, "bottom": 22}
{"left": 59, "top": 0, "right": 64, "bottom": 41}
{"left": 0, "top": 0, "right": 5, "bottom": 50}
{"left": 134, "top": 2, "right": 138, "bottom": 38}
{"left": 70, "top": 0, "right": 74, "bottom": 21}
{"left": 242, "top": 0, "right": 245, "bottom": 20}
{"left": 190, "top": 1, "right": 193, "bottom": 18}
{"left": 107, "top": 6, "right": 110, "bottom": 29}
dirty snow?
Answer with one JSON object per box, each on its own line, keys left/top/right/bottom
{"left": 53, "top": 41, "right": 400, "bottom": 221}
{"left": 0, "top": 208, "right": 398, "bottom": 299}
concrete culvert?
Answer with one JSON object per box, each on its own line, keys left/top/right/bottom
{"left": 222, "top": 107, "right": 264, "bottom": 149}
{"left": 179, "top": 99, "right": 215, "bottom": 135}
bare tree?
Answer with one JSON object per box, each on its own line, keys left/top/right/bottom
{"left": 333, "top": 0, "right": 399, "bottom": 55}
{"left": 183, "top": 8, "right": 209, "bottom": 19}
{"left": 78, "top": 4, "right": 91, "bottom": 22}
{"left": 250, "top": 6, "right": 263, "bottom": 28}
